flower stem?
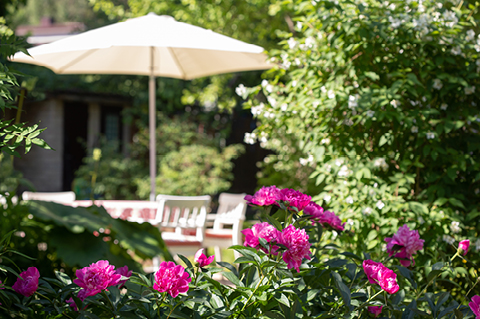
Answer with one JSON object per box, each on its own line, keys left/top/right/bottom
{"left": 35, "top": 291, "right": 53, "bottom": 305}
{"left": 456, "top": 275, "right": 480, "bottom": 309}
{"left": 356, "top": 289, "right": 384, "bottom": 311}
{"left": 240, "top": 270, "right": 268, "bottom": 312}
{"left": 101, "top": 290, "right": 116, "bottom": 314}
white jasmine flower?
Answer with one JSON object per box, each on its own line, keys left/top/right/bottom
{"left": 321, "top": 86, "right": 327, "bottom": 93}
{"left": 267, "top": 96, "right": 277, "bottom": 107}
{"left": 338, "top": 165, "right": 350, "bottom": 177}
{"left": 374, "top": 158, "right": 388, "bottom": 170}
{"left": 411, "top": 126, "right": 418, "bottom": 133}
{"left": 390, "top": 100, "right": 399, "bottom": 108}
{"left": 346, "top": 196, "right": 354, "bottom": 204}
{"left": 426, "top": 132, "right": 435, "bottom": 139}
{"left": 376, "top": 200, "right": 385, "bottom": 210}
{"left": 433, "top": 79, "right": 443, "bottom": 90}
{"left": 335, "top": 159, "right": 343, "bottom": 166}
{"left": 235, "top": 84, "right": 247, "bottom": 97}
{"left": 292, "top": 80, "right": 297, "bottom": 87}
{"left": 280, "top": 103, "right": 288, "bottom": 111}
{"left": 288, "top": 37, "right": 297, "bottom": 49}
{"left": 328, "top": 90, "right": 335, "bottom": 99}
{"left": 321, "top": 138, "right": 331, "bottom": 145}
{"left": 296, "top": 22, "right": 303, "bottom": 31}
{"left": 440, "top": 103, "right": 448, "bottom": 110}
{"left": 299, "top": 154, "right": 314, "bottom": 166}
{"left": 366, "top": 110, "right": 375, "bottom": 117}
{"left": 305, "top": 36, "right": 315, "bottom": 48}
{"left": 389, "top": 16, "right": 402, "bottom": 29}
{"left": 348, "top": 95, "right": 358, "bottom": 109}
{"left": 363, "top": 207, "right": 372, "bottom": 215}
{"left": 261, "top": 80, "right": 273, "bottom": 93}
{"left": 466, "top": 29, "right": 476, "bottom": 42}
{"left": 324, "top": 194, "right": 331, "bottom": 202}
{"left": 251, "top": 103, "right": 265, "bottom": 116}
{"left": 442, "top": 234, "right": 455, "bottom": 245}
{"left": 325, "top": 164, "right": 332, "bottom": 172}
{"left": 450, "top": 221, "right": 461, "bottom": 234}
{"left": 443, "top": 10, "right": 458, "bottom": 28}
{"left": 244, "top": 132, "right": 256, "bottom": 144}
{"left": 465, "top": 86, "right": 476, "bottom": 95}
{"left": 451, "top": 46, "right": 462, "bottom": 56}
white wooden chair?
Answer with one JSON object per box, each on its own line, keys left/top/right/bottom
{"left": 203, "top": 193, "right": 247, "bottom": 261}
{"left": 152, "top": 194, "right": 211, "bottom": 269}
{"left": 22, "top": 191, "right": 76, "bottom": 204}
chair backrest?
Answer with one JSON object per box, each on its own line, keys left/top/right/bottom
{"left": 94, "top": 200, "right": 158, "bottom": 220}
{"left": 154, "top": 194, "right": 211, "bottom": 241}
{"left": 214, "top": 193, "right": 247, "bottom": 227}
{"left": 22, "top": 191, "right": 76, "bottom": 204}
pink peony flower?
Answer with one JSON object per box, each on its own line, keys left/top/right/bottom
{"left": 153, "top": 261, "right": 191, "bottom": 298}
{"left": 242, "top": 222, "right": 281, "bottom": 255}
{"left": 458, "top": 240, "right": 470, "bottom": 256}
{"left": 12, "top": 267, "right": 40, "bottom": 297}
{"left": 276, "top": 188, "right": 311, "bottom": 212}
{"left": 244, "top": 186, "right": 280, "bottom": 207}
{"left": 469, "top": 295, "right": 480, "bottom": 319}
{"left": 385, "top": 224, "right": 424, "bottom": 267}
{"left": 368, "top": 305, "right": 383, "bottom": 317}
{"left": 73, "top": 260, "right": 122, "bottom": 297}
{"left": 66, "top": 289, "right": 88, "bottom": 311}
{"left": 278, "top": 225, "right": 312, "bottom": 272}
{"left": 304, "top": 202, "right": 345, "bottom": 231}
{"left": 319, "top": 211, "right": 345, "bottom": 232}
{"left": 362, "top": 260, "right": 399, "bottom": 294}
{"left": 194, "top": 249, "right": 214, "bottom": 267}
{"left": 116, "top": 265, "right": 132, "bottom": 288}
{"left": 303, "top": 202, "right": 324, "bottom": 219}
{"left": 363, "top": 260, "right": 383, "bottom": 284}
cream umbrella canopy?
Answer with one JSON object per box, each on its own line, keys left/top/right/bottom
{"left": 11, "top": 12, "right": 271, "bottom": 201}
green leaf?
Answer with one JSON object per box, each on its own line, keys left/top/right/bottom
{"left": 222, "top": 271, "right": 243, "bottom": 287}
{"left": 332, "top": 272, "right": 351, "bottom": 311}
{"left": 55, "top": 270, "right": 72, "bottom": 285}
{"left": 274, "top": 293, "right": 290, "bottom": 307}
{"left": 364, "top": 71, "right": 380, "bottom": 81}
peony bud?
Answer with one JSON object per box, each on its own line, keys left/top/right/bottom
{"left": 194, "top": 249, "right": 214, "bottom": 267}
{"left": 458, "top": 240, "right": 470, "bottom": 256}
{"left": 368, "top": 305, "right": 383, "bottom": 317}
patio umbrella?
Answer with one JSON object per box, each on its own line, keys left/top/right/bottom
{"left": 10, "top": 12, "right": 271, "bottom": 201}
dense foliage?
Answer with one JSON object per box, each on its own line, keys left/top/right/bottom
{"left": 0, "top": 19, "right": 50, "bottom": 157}
{"left": 0, "top": 188, "right": 478, "bottom": 318}
{"left": 0, "top": 199, "right": 172, "bottom": 279}
{"left": 243, "top": 0, "right": 480, "bottom": 281}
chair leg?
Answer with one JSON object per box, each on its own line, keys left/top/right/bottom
{"left": 152, "top": 256, "right": 160, "bottom": 273}
{"left": 214, "top": 246, "right": 222, "bottom": 262}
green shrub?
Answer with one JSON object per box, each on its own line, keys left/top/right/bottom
{"left": 136, "top": 144, "right": 244, "bottom": 197}
{"left": 243, "top": 0, "right": 480, "bottom": 271}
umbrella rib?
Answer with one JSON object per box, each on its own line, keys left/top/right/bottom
{"left": 57, "top": 49, "right": 100, "bottom": 73}
{"left": 166, "top": 47, "right": 187, "bottom": 80}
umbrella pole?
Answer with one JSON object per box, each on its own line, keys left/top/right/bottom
{"left": 149, "top": 46, "right": 156, "bottom": 201}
